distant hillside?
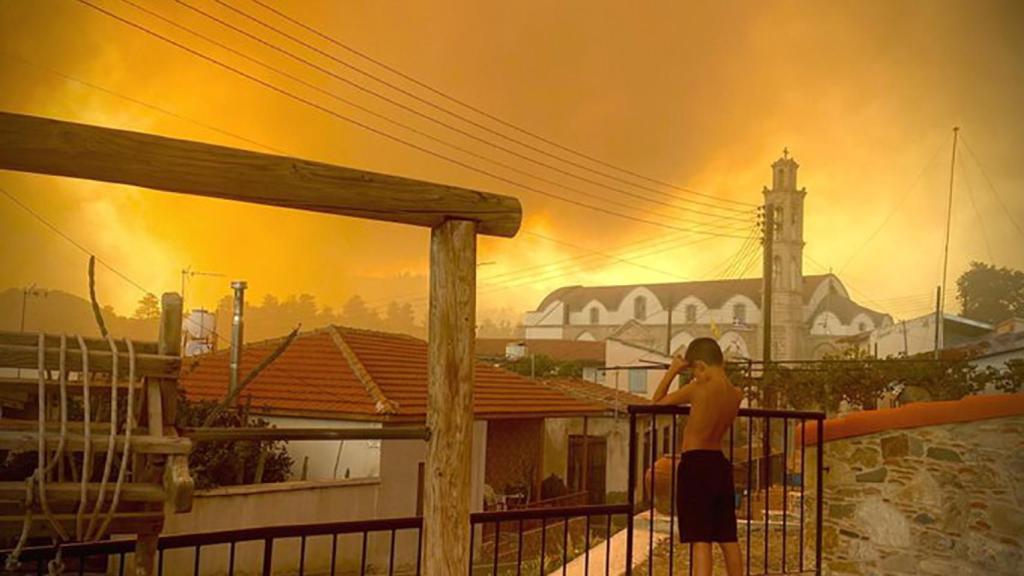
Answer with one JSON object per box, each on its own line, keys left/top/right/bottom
{"left": 0, "top": 288, "right": 159, "bottom": 340}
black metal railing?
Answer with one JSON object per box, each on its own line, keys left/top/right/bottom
{"left": 4, "top": 407, "right": 824, "bottom": 576}
{"left": 625, "top": 405, "right": 824, "bottom": 576}
{"left": 6, "top": 516, "right": 423, "bottom": 576}
{"left": 470, "top": 503, "right": 632, "bottom": 576}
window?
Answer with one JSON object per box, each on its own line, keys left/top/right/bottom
{"left": 858, "top": 322, "right": 867, "bottom": 333}
{"left": 589, "top": 307, "right": 600, "bottom": 325}
{"left": 628, "top": 369, "right": 646, "bottom": 394}
{"left": 633, "top": 296, "right": 646, "bottom": 320}
{"left": 685, "top": 304, "right": 697, "bottom": 324}
{"left": 733, "top": 303, "right": 747, "bottom": 325}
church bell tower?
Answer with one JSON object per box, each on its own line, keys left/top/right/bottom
{"left": 762, "top": 148, "right": 806, "bottom": 360}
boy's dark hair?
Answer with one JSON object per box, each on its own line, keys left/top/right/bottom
{"left": 684, "top": 337, "right": 724, "bottom": 366}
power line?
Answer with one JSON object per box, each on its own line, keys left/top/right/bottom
{"left": 838, "top": 135, "right": 949, "bottom": 275}
{"left": 203, "top": 0, "right": 754, "bottom": 219}
{"left": 0, "top": 186, "right": 154, "bottom": 296}
{"left": 960, "top": 135, "right": 1024, "bottom": 240}
{"left": 956, "top": 151, "right": 994, "bottom": 262}
{"left": 244, "top": 0, "right": 757, "bottom": 210}
{"left": 83, "top": 0, "right": 752, "bottom": 238}
{"left": 2, "top": 52, "right": 754, "bottom": 302}
{"left": 3, "top": 45, "right": 754, "bottom": 327}
{"left": 169, "top": 0, "right": 753, "bottom": 224}
{"left": 1, "top": 51, "right": 283, "bottom": 154}
{"left": 1, "top": 185, "right": 326, "bottom": 392}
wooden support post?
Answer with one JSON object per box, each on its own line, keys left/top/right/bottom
{"left": 135, "top": 293, "right": 181, "bottom": 576}
{"left": 422, "top": 220, "right": 476, "bottom": 576}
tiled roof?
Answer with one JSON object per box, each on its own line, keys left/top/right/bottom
{"left": 181, "top": 326, "right": 607, "bottom": 421}
{"left": 535, "top": 274, "right": 891, "bottom": 328}
{"left": 475, "top": 338, "right": 605, "bottom": 363}
{"left": 539, "top": 378, "right": 650, "bottom": 409}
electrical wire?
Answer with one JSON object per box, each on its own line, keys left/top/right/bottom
{"left": 186, "top": 0, "right": 754, "bottom": 220}
{"left": 84, "top": 0, "right": 753, "bottom": 237}
{"left": 244, "top": 0, "right": 757, "bottom": 209}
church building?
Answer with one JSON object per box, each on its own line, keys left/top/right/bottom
{"left": 522, "top": 152, "right": 892, "bottom": 361}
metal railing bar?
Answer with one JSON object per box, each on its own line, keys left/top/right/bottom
{"left": 782, "top": 417, "right": 788, "bottom": 574}
{"left": 516, "top": 518, "right": 524, "bottom": 576}
{"left": 539, "top": 517, "right": 547, "bottom": 576}
{"left": 181, "top": 426, "right": 431, "bottom": 442}
{"left": 494, "top": 521, "right": 501, "bottom": 576}
{"left": 261, "top": 538, "right": 273, "bottom": 576}
{"left": 669, "top": 414, "right": 676, "bottom": 576}
{"left": 562, "top": 514, "right": 568, "bottom": 575}
{"left": 629, "top": 405, "right": 825, "bottom": 421}
{"left": 764, "top": 416, "right": 771, "bottom": 574}
{"left": 471, "top": 504, "right": 629, "bottom": 524}
{"left": 625, "top": 412, "right": 636, "bottom": 576}
{"left": 746, "top": 414, "right": 752, "bottom": 576}
{"left": 648, "top": 414, "right": 655, "bottom": 576}
{"left": 360, "top": 531, "right": 368, "bottom": 576}
{"left": 800, "top": 419, "right": 806, "bottom": 574}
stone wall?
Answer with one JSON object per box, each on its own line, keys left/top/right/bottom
{"left": 812, "top": 414, "right": 1023, "bottom": 575}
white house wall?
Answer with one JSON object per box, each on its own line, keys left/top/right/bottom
{"left": 264, "top": 416, "right": 382, "bottom": 481}
{"left": 542, "top": 416, "right": 631, "bottom": 500}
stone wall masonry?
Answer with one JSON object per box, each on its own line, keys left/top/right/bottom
{"left": 806, "top": 414, "right": 1024, "bottom": 575}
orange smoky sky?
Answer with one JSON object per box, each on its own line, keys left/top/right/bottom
{"left": 1, "top": 0, "right": 1022, "bottom": 325}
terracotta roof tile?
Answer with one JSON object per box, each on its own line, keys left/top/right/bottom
{"left": 180, "top": 326, "right": 606, "bottom": 420}
{"left": 539, "top": 378, "right": 650, "bottom": 409}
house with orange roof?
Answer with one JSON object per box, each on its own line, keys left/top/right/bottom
{"left": 181, "top": 325, "right": 649, "bottom": 517}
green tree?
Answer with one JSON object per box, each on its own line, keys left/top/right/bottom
{"left": 133, "top": 293, "right": 161, "bottom": 320}
{"left": 176, "top": 396, "right": 293, "bottom": 489}
{"left": 341, "top": 295, "right": 380, "bottom": 329}
{"left": 503, "top": 354, "right": 587, "bottom": 379}
{"left": 957, "top": 261, "right": 1024, "bottom": 324}
{"left": 383, "top": 301, "right": 417, "bottom": 335}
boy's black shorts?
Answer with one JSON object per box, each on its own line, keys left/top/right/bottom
{"left": 676, "top": 450, "right": 738, "bottom": 543}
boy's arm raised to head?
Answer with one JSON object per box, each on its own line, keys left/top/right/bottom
{"left": 656, "top": 381, "right": 697, "bottom": 406}
{"left": 651, "top": 354, "right": 687, "bottom": 403}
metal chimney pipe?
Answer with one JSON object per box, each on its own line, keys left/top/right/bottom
{"left": 229, "top": 280, "right": 247, "bottom": 395}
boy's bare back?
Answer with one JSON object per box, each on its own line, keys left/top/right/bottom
{"left": 680, "top": 374, "right": 742, "bottom": 452}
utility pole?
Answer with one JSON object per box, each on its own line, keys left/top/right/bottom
{"left": 18, "top": 284, "right": 47, "bottom": 378}
{"left": 665, "top": 306, "right": 673, "bottom": 356}
{"left": 933, "top": 286, "right": 942, "bottom": 359}
{"left": 761, "top": 206, "right": 775, "bottom": 371}
{"left": 938, "top": 126, "right": 959, "bottom": 352}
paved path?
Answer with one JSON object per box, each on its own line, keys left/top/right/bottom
{"left": 547, "top": 510, "right": 671, "bottom": 576}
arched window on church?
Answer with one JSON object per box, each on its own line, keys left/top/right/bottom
{"left": 775, "top": 205, "right": 784, "bottom": 233}
{"left": 685, "top": 304, "right": 697, "bottom": 324}
{"left": 633, "top": 296, "right": 646, "bottom": 320}
{"left": 589, "top": 307, "right": 599, "bottom": 325}
{"left": 733, "top": 303, "right": 747, "bottom": 325}
{"left": 773, "top": 255, "right": 783, "bottom": 287}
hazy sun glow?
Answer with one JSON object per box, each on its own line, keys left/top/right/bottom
{"left": 1, "top": 0, "right": 1022, "bottom": 327}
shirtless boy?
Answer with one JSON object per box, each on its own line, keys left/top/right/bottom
{"left": 652, "top": 338, "right": 744, "bottom": 576}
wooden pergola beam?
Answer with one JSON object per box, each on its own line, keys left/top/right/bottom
{"left": 0, "top": 112, "right": 522, "bottom": 238}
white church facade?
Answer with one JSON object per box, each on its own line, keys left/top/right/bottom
{"left": 522, "top": 153, "right": 893, "bottom": 361}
